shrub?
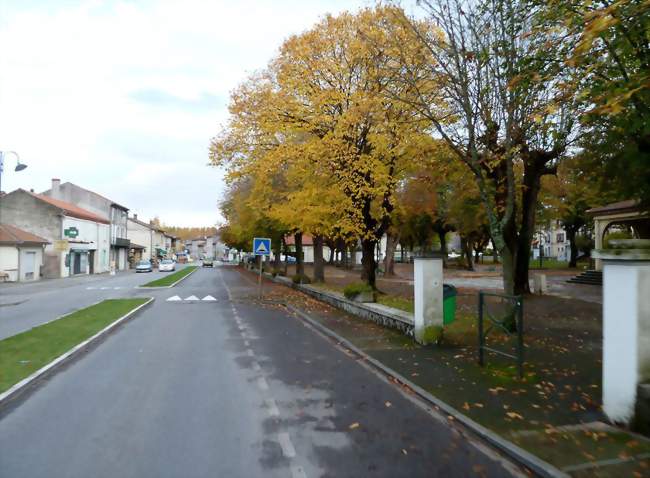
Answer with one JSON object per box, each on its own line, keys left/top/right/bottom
{"left": 343, "top": 282, "right": 374, "bottom": 300}
{"left": 291, "top": 274, "right": 311, "bottom": 284}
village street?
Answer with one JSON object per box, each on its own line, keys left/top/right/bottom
{"left": 0, "top": 265, "right": 524, "bottom": 478}
{"left": 0, "top": 263, "right": 195, "bottom": 340}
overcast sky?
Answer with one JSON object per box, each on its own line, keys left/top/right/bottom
{"left": 0, "top": 0, "right": 382, "bottom": 227}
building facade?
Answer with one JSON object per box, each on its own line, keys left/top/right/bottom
{"left": 0, "top": 189, "right": 110, "bottom": 278}
{"left": 41, "top": 179, "right": 130, "bottom": 271}
{"left": 0, "top": 224, "right": 50, "bottom": 282}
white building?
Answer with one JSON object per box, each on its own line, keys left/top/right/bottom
{"left": 0, "top": 224, "right": 50, "bottom": 282}
{"left": 0, "top": 189, "right": 111, "bottom": 278}
{"left": 127, "top": 215, "right": 168, "bottom": 263}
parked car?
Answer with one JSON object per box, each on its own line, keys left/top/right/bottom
{"left": 158, "top": 259, "right": 176, "bottom": 272}
{"left": 202, "top": 258, "right": 214, "bottom": 267}
{"left": 135, "top": 260, "right": 152, "bottom": 273}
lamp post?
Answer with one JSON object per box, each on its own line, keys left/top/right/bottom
{"left": 0, "top": 151, "right": 28, "bottom": 194}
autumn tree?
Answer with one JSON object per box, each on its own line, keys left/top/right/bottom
{"left": 533, "top": 0, "right": 650, "bottom": 206}
{"left": 383, "top": 0, "right": 579, "bottom": 294}
{"left": 212, "top": 6, "right": 441, "bottom": 288}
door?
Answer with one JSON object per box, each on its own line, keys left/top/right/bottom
{"left": 89, "top": 251, "right": 95, "bottom": 274}
{"left": 73, "top": 253, "right": 81, "bottom": 275}
{"left": 23, "top": 251, "right": 36, "bottom": 281}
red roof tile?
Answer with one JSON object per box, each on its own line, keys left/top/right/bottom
{"left": 284, "top": 234, "right": 314, "bottom": 246}
{"left": 28, "top": 192, "right": 110, "bottom": 224}
{"left": 0, "top": 224, "right": 50, "bottom": 245}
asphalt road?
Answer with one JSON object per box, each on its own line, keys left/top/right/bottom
{"left": 0, "top": 263, "right": 194, "bottom": 340}
{"left": 0, "top": 265, "right": 524, "bottom": 477}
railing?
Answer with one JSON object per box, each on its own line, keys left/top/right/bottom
{"left": 478, "top": 291, "right": 524, "bottom": 378}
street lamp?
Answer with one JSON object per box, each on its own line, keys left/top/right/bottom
{"left": 0, "top": 151, "right": 27, "bottom": 193}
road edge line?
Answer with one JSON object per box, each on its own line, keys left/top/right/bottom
{"left": 283, "top": 302, "right": 569, "bottom": 478}
{"left": 135, "top": 266, "right": 198, "bottom": 289}
{"left": 0, "top": 297, "right": 155, "bottom": 408}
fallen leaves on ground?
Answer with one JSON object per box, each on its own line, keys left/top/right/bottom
{"left": 349, "top": 422, "right": 360, "bottom": 430}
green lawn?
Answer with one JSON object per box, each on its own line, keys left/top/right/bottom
{"left": 376, "top": 294, "right": 414, "bottom": 313}
{"left": 0, "top": 298, "right": 149, "bottom": 393}
{"left": 140, "top": 266, "right": 198, "bottom": 287}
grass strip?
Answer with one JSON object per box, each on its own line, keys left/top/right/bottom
{"left": 0, "top": 298, "right": 149, "bottom": 393}
{"left": 140, "top": 266, "right": 198, "bottom": 287}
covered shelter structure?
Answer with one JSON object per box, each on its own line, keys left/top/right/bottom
{"left": 588, "top": 200, "right": 650, "bottom": 271}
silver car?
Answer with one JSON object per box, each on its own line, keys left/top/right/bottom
{"left": 135, "top": 260, "right": 152, "bottom": 273}
{"left": 158, "top": 259, "right": 176, "bottom": 272}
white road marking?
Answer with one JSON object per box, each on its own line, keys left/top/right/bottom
{"left": 167, "top": 295, "right": 182, "bottom": 301}
{"left": 113, "top": 287, "right": 122, "bottom": 290}
{"left": 246, "top": 349, "right": 255, "bottom": 357}
{"left": 244, "top": 340, "right": 250, "bottom": 347}
{"left": 238, "top": 324, "right": 245, "bottom": 331}
{"left": 264, "top": 398, "right": 279, "bottom": 417}
{"left": 100, "top": 287, "right": 110, "bottom": 290}
{"left": 202, "top": 295, "right": 217, "bottom": 301}
{"left": 257, "top": 377, "right": 269, "bottom": 391}
{"left": 252, "top": 361, "right": 261, "bottom": 372}
{"left": 278, "top": 432, "right": 296, "bottom": 458}
{"left": 185, "top": 295, "right": 199, "bottom": 301}
{"left": 291, "top": 465, "right": 307, "bottom": 478}
{"left": 86, "top": 287, "right": 97, "bottom": 290}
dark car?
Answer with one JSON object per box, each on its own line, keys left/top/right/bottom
{"left": 202, "top": 258, "right": 214, "bottom": 267}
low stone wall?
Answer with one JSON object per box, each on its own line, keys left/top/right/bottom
{"left": 270, "top": 274, "right": 415, "bottom": 337}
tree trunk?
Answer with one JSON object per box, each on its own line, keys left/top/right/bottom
{"left": 514, "top": 162, "right": 546, "bottom": 295}
{"left": 491, "top": 238, "right": 499, "bottom": 264}
{"left": 328, "top": 247, "right": 335, "bottom": 264}
{"left": 360, "top": 238, "right": 377, "bottom": 288}
{"left": 282, "top": 236, "right": 289, "bottom": 276}
{"left": 294, "top": 232, "right": 304, "bottom": 277}
{"left": 384, "top": 232, "right": 398, "bottom": 276}
{"left": 313, "top": 234, "right": 325, "bottom": 282}
{"left": 274, "top": 240, "right": 281, "bottom": 271}
{"left": 461, "top": 236, "right": 474, "bottom": 271}
{"left": 567, "top": 227, "right": 579, "bottom": 268}
{"left": 438, "top": 230, "right": 448, "bottom": 268}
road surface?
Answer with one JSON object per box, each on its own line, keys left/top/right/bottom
{"left": 0, "top": 265, "right": 524, "bottom": 477}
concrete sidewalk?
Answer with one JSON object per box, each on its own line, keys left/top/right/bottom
{"left": 249, "top": 268, "right": 648, "bottom": 478}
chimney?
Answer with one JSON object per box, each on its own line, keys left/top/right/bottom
{"left": 51, "top": 178, "right": 61, "bottom": 198}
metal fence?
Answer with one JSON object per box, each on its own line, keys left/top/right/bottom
{"left": 478, "top": 291, "right": 524, "bottom": 378}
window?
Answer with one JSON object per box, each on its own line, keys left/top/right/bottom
{"left": 556, "top": 233, "right": 564, "bottom": 243}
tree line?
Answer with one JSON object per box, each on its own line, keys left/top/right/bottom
{"left": 210, "top": 0, "right": 649, "bottom": 294}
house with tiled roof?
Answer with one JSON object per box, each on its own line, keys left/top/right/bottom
{"left": 0, "top": 189, "right": 111, "bottom": 278}
{"left": 41, "top": 179, "right": 130, "bottom": 271}
{"left": 0, "top": 224, "right": 50, "bottom": 282}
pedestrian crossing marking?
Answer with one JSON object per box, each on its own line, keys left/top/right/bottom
{"left": 167, "top": 295, "right": 182, "bottom": 301}
{"left": 185, "top": 295, "right": 200, "bottom": 301}
{"left": 202, "top": 295, "right": 217, "bottom": 301}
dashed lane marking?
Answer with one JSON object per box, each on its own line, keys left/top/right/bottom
{"left": 246, "top": 349, "right": 255, "bottom": 357}
{"left": 252, "top": 361, "right": 261, "bottom": 372}
{"left": 256, "top": 377, "right": 269, "bottom": 391}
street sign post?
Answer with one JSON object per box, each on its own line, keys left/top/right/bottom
{"left": 253, "top": 237, "right": 271, "bottom": 299}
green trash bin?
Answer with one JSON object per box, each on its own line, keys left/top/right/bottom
{"left": 443, "top": 284, "right": 457, "bottom": 325}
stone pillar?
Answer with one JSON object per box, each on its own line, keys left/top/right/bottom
{"left": 413, "top": 257, "right": 443, "bottom": 345}
{"left": 593, "top": 239, "right": 650, "bottom": 426}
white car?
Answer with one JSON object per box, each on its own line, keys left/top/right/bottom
{"left": 158, "top": 259, "right": 176, "bottom": 272}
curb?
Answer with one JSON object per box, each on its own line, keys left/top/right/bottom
{"left": 283, "top": 302, "right": 569, "bottom": 478}
{"left": 0, "top": 297, "right": 155, "bottom": 408}
{"left": 136, "top": 266, "right": 198, "bottom": 289}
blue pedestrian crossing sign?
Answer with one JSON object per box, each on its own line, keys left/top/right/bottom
{"left": 253, "top": 237, "right": 271, "bottom": 256}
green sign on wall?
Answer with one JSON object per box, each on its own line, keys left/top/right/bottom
{"left": 64, "top": 227, "right": 79, "bottom": 238}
